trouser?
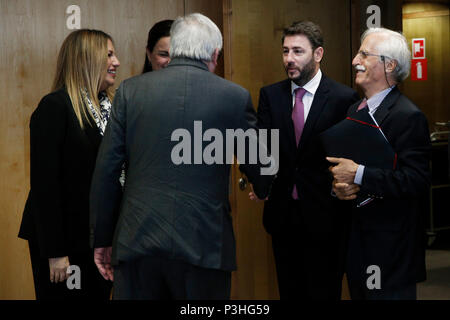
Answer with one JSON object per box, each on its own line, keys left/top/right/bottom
{"left": 271, "top": 199, "right": 349, "bottom": 300}
{"left": 113, "top": 255, "right": 231, "bottom": 300}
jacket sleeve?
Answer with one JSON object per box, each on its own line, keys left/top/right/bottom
{"left": 360, "top": 110, "right": 431, "bottom": 199}
{"left": 257, "top": 88, "right": 272, "bottom": 130}
{"left": 90, "top": 83, "right": 126, "bottom": 247}
{"left": 29, "top": 94, "right": 68, "bottom": 258}
{"left": 237, "top": 91, "right": 276, "bottom": 199}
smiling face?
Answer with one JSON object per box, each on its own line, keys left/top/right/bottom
{"left": 352, "top": 33, "right": 391, "bottom": 98}
{"left": 147, "top": 36, "right": 171, "bottom": 71}
{"left": 100, "top": 39, "right": 120, "bottom": 92}
{"left": 283, "top": 34, "right": 323, "bottom": 86}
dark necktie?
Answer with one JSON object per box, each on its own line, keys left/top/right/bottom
{"left": 292, "top": 87, "right": 307, "bottom": 200}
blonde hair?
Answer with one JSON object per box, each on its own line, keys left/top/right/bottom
{"left": 52, "top": 29, "right": 115, "bottom": 129}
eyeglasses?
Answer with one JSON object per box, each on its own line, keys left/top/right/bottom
{"left": 356, "top": 50, "right": 392, "bottom": 61}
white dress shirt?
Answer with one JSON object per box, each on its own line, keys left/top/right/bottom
{"left": 290, "top": 69, "right": 322, "bottom": 122}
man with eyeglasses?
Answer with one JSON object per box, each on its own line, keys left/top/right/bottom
{"left": 327, "top": 28, "right": 431, "bottom": 300}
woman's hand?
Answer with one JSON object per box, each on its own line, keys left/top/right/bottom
{"left": 49, "top": 256, "right": 70, "bottom": 283}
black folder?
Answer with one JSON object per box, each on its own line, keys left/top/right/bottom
{"left": 320, "top": 109, "right": 397, "bottom": 169}
{"left": 319, "top": 109, "right": 397, "bottom": 206}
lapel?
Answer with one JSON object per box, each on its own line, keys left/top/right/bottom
{"left": 62, "top": 90, "right": 102, "bottom": 152}
{"left": 83, "top": 118, "right": 102, "bottom": 151}
{"left": 347, "top": 99, "right": 361, "bottom": 115}
{"left": 280, "top": 79, "right": 297, "bottom": 150}
{"left": 297, "top": 75, "right": 330, "bottom": 152}
{"left": 372, "top": 86, "right": 401, "bottom": 126}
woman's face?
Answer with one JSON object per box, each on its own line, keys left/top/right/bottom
{"left": 100, "top": 39, "right": 120, "bottom": 92}
{"left": 147, "top": 36, "right": 170, "bottom": 71}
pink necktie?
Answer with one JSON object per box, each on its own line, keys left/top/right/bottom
{"left": 292, "top": 87, "right": 306, "bottom": 199}
{"left": 292, "top": 87, "right": 307, "bottom": 146}
{"left": 357, "top": 98, "right": 368, "bottom": 111}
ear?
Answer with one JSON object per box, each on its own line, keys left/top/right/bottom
{"left": 385, "top": 59, "right": 397, "bottom": 73}
{"left": 314, "top": 47, "right": 324, "bottom": 63}
{"left": 205, "top": 48, "right": 220, "bottom": 73}
{"left": 146, "top": 48, "right": 152, "bottom": 62}
{"left": 212, "top": 48, "right": 220, "bottom": 65}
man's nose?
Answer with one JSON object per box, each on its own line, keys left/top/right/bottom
{"left": 285, "top": 51, "right": 295, "bottom": 64}
{"left": 352, "top": 54, "right": 360, "bottom": 66}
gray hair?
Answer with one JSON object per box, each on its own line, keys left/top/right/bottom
{"left": 361, "top": 27, "right": 411, "bottom": 82}
{"left": 170, "top": 13, "right": 223, "bottom": 61}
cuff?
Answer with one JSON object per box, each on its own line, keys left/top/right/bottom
{"left": 354, "top": 165, "right": 365, "bottom": 185}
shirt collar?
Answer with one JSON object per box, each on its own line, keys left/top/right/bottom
{"left": 366, "top": 86, "right": 395, "bottom": 112}
{"left": 291, "top": 69, "right": 322, "bottom": 96}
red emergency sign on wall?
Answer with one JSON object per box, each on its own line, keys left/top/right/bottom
{"left": 411, "top": 59, "right": 427, "bottom": 81}
{"left": 412, "top": 38, "right": 426, "bottom": 59}
{"left": 411, "top": 38, "right": 427, "bottom": 81}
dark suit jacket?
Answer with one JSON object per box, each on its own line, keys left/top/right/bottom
{"left": 19, "top": 88, "right": 102, "bottom": 258}
{"left": 257, "top": 75, "right": 359, "bottom": 235}
{"left": 346, "top": 87, "right": 431, "bottom": 289}
{"left": 90, "top": 58, "right": 274, "bottom": 271}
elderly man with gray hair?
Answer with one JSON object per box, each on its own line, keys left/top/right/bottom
{"left": 327, "top": 28, "right": 431, "bottom": 300}
{"left": 89, "top": 13, "right": 274, "bottom": 299}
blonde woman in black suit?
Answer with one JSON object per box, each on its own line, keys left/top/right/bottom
{"left": 18, "top": 29, "right": 120, "bottom": 300}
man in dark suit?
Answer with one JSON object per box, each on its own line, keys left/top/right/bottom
{"left": 328, "top": 27, "right": 431, "bottom": 300}
{"left": 253, "top": 21, "right": 359, "bottom": 300}
{"left": 89, "top": 13, "right": 275, "bottom": 299}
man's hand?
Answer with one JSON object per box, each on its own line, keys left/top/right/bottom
{"left": 327, "top": 157, "right": 359, "bottom": 184}
{"left": 332, "top": 179, "right": 360, "bottom": 200}
{"left": 49, "top": 256, "right": 70, "bottom": 283}
{"left": 94, "top": 247, "right": 114, "bottom": 281}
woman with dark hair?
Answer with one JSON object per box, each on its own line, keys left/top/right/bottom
{"left": 142, "top": 19, "right": 174, "bottom": 73}
{"left": 18, "top": 29, "right": 120, "bottom": 300}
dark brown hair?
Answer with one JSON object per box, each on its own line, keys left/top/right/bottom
{"left": 282, "top": 21, "right": 324, "bottom": 50}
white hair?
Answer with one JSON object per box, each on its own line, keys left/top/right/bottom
{"left": 362, "top": 27, "right": 411, "bottom": 82}
{"left": 170, "top": 13, "right": 223, "bottom": 61}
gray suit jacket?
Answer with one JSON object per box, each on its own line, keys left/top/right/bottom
{"left": 90, "top": 58, "right": 273, "bottom": 271}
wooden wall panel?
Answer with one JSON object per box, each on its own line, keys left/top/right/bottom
{"left": 402, "top": 2, "right": 450, "bottom": 128}
{"left": 0, "top": 0, "right": 184, "bottom": 300}
{"left": 226, "top": 0, "right": 353, "bottom": 300}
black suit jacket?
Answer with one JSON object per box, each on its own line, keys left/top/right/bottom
{"left": 90, "top": 58, "right": 274, "bottom": 271}
{"left": 346, "top": 87, "right": 431, "bottom": 289}
{"left": 19, "top": 88, "right": 102, "bottom": 258}
{"left": 257, "top": 74, "right": 359, "bottom": 235}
